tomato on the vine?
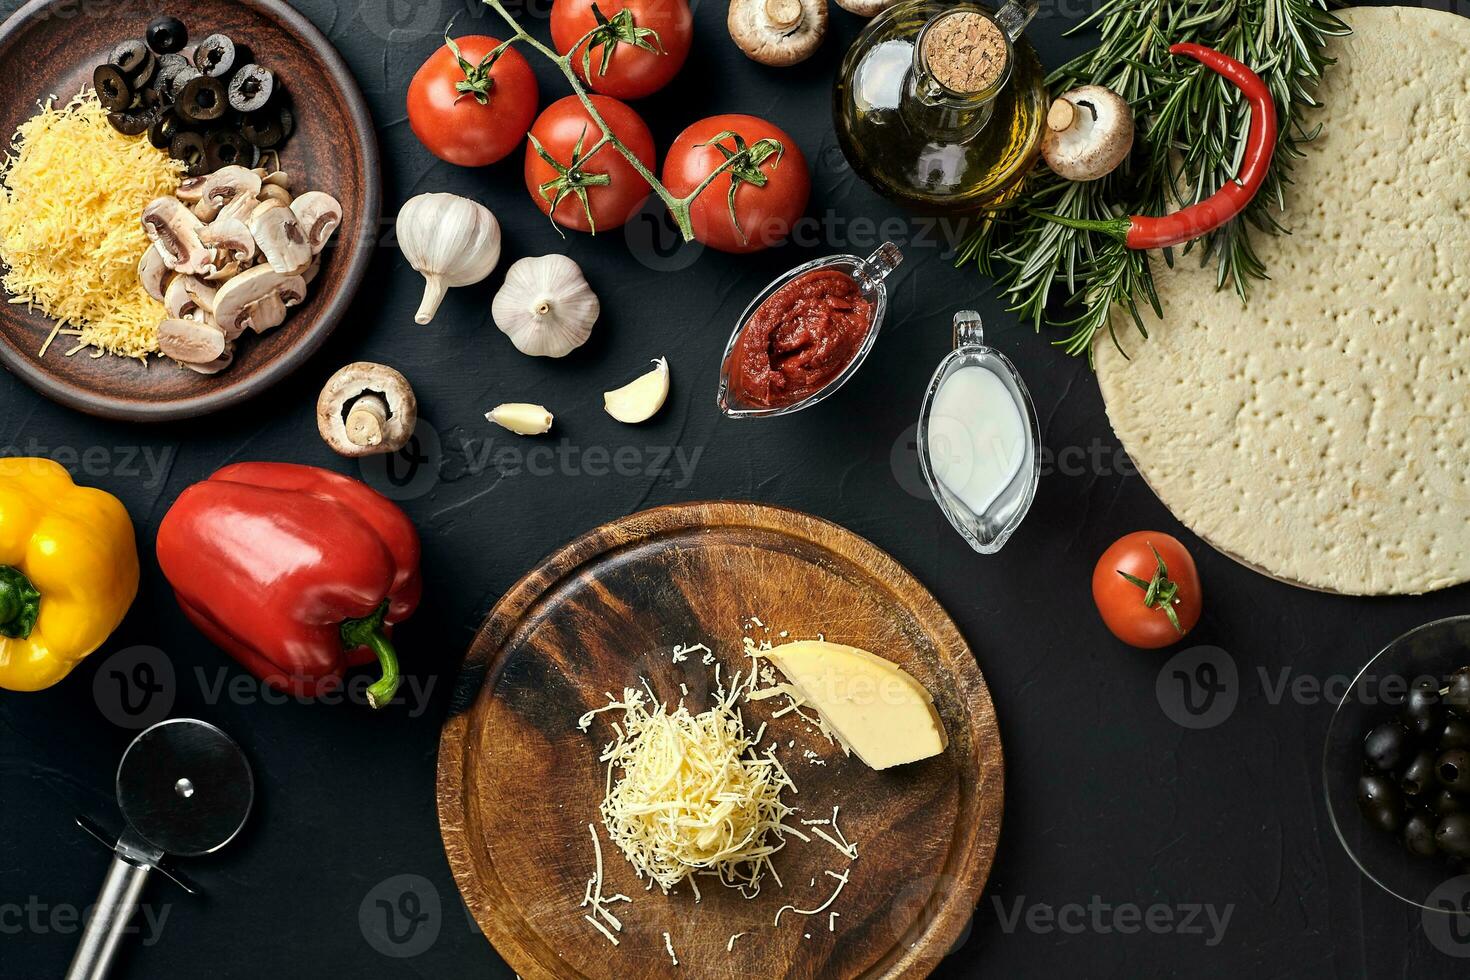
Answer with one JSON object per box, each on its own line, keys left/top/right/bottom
{"left": 550, "top": 0, "right": 693, "bottom": 100}
{"left": 661, "top": 115, "right": 809, "bottom": 254}
{"left": 524, "top": 95, "right": 655, "bottom": 234}
{"left": 1092, "top": 531, "right": 1203, "bottom": 649}
{"left": 407, "top": 32, "right": 539, "bottom": 167}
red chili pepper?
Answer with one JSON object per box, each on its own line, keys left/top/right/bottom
{"left": 157, "top": 463, "right": 421, "bottom": 709}
{"left": 1037, "top": 43, "right": 1278, "bottom": 249}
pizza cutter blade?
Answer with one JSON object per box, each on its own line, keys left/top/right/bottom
{"left": 65, "top": 719, "right": 253, "bottom": 980}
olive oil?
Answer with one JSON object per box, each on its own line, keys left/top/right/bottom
{"left": 833, "top": 0, "right": 1048, "bottom": 212}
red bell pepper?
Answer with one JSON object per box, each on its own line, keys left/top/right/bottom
{"left": 157, "top": 462, "right": 422, "bottom": 708}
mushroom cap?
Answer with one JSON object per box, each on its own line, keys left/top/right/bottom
{"left": 213, "top": 265, "right": 307, "bottom": 336}
{"left": 316, "top": 361, "right": 418, "bottom": 458}
{"left": 834, "top": 0, "right": 898, "bottom": 16}
{"left": 291, "top": 191, "right": 343, "bottom": 254}
{"left": 1041, "top": 85, "right": 1135, "bottom": 182}
{"left": 728, "top": 0, "right": 826, "bottom": 67}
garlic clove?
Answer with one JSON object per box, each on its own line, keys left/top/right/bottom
{"left": 492, "top": 254, "right": 599, "bottom": 357}
{"left": 487, "top": 402, "right": 554, "bottom": 436}
{"left": 604, "top": 358, "right": 670, "bottom": 424}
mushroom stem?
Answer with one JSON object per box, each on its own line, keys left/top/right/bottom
{"left": 765, "top": 0, "right": 803, "bottom": 30}
{"left": 345, "top": 393, "right": 391, "bottom": 448}
{"left": 1047, "top": 98, "right": 1076, "bottom": 133}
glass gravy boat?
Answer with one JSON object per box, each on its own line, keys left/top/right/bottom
{"left": 917, "top": 310, "right": 1041, "bottom": 553}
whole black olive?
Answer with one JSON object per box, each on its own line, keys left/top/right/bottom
{"left": 194, "top": 33, "right": 237, "bottom": 78}
{"left": 1401, "top": 749, "right": 1437, "bottom": 796}
{"left": 227, "top": 64, "right": 274, "bottom": 114}
{"left": 92, "top": 64, "right": 133, "bottom": 112}
{"left": 176, "top": 75, "right": 228, "bottom": 124}
{"left": 1436, "top": 813, "right": 1470, "bottom": 859}
{"left": 146, "top": 15, "right": 188, "bottom": 55}
{"left": 1439, "top": 748, "right": 1470, "bottom": 792}
{"left": 1359, "top": 773, "right": 1405, "bottom": 834}
{"left": 1404, "top": 678, "right": 1443, "bottom": 738}
{"left": 1363, "top": 721, "right": 1410, "bottom": 773}
{"left": 1447, "top": 667, "right": 1470, "bottom": 715}
{"left": 1431, "top": 788, "right": 1468, "bottom": 815}
{"left": 204, "top": 130, "right": 256, "bottom": 171}
{"left": 1404, "top": 810, "right": 1439, "bottom": 858}
{"left": 1444, "top": 716, "right": 1470, "bottom": 750}
{"left": 169, "top": 131, "right": 208, "bottom": 177}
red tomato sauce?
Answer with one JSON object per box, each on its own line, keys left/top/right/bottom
{"left": 728, "top": 268, "right": 874, "bottom": 408}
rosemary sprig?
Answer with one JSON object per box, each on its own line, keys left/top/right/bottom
{"left": 959, "top": 0, "right": 1349, "bottom": 361}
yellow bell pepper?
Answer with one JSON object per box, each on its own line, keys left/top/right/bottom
{"left": 0, "top": 458, "right": 138, "bottom": 691}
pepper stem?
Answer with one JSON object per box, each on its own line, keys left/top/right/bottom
{"left": 1027, "top": 209, "right": 1133, "bottom": 243}
{"left": 0, "top": 565, "right": 40, "bottom": 639}
{"left": 340, "top": 600, "right": 401, "bottom": 709}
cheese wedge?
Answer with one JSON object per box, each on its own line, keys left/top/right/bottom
{"left": 765, "top": 641, "right": 948, "bottom": 770}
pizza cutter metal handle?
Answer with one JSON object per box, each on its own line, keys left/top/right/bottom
{"left": 66, "top": 850, "right": 153, "bottom": 980}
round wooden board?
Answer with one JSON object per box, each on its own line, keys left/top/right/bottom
{"left": 438, "top": 502, "right": 1004, "bottom": 980}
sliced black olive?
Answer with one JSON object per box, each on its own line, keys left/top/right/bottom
{"left": 1404, "top": 678, "right": 1443, "bottom": 738}
{"left": 1432, "top": 788, "right": 1468, "bottom": 815}
{"left": 107, "top": 105, "right": 156, "bottom": 137}
{"left": 1405, "top": 810, "right": 1439, "bottom": 858}
{"left": 154, "top": 53, "right": 189, "bottom": 98}
{"left": 1363, "top": 721, "right": 1409, "bottom": 773}
{"left": 146, "top": 15, "right": 188, "bottom": 55}
{"left": 277, "top": 103, "right": 294, "bottom": 142}
{"left": 163, "top": 65, "right": 200, "bottom": 104}
{"left": 1436, "top": 813, "right": 1470, "bottom": 859}
{"left": 109, "top": 39, "right": 151, "bottom": 78}
{"left": 226, "top": 64, "right": 274, "bottom": 114}
{"left": 1358, "top": 773, "right": 1405, "bottom": 834}
{"left": 194, "top": 33, "right": 237, "bottom": 78}
{"left": 133, "top": 85, "right": 161, "bottom": 112}
{"left": 169, "top": 130, "right": 208, "bottom": 177}
{"left": 1439, "top": 748, "right": 1470, "bottom": 791}
{"left": 205, "top": 130, "right": 257, "bottom": 171}
{"left": 1444, "top": 716, "right": 1470, "bottom": 750}
{"left": 177, "top": 75, "right": 227, "bottom": 124}
{"left": 240, "top": 105, "right": 284, "bottom": 148}
{"left": 1447, "top": 666, "right": 1470, "bottom": 715}
{"left": 1402, "top": 749, "right": 1437, "bottom": 796}
{"left": 92, "top": 64, "right": 133, "bottom": 112}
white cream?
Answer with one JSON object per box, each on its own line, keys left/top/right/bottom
{"left": 925, "top": 365, "right": 1027, "bottom": 516}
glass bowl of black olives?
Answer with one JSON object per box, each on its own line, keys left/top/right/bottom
{"left": 1323, "top": 615, "right": 1470, "bottom": 911}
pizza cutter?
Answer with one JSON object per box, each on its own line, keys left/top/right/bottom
{"left": 65, "top": 719, "right": 254, "bottom": 980}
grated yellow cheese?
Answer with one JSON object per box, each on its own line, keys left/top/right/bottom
{"left": 0, "top": 92, "right": 182, "bottom": 360}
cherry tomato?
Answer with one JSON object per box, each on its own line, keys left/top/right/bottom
{"left": 1092, "top": 531, "right": 1202, "bottom": 649}
{"left": 550, "top": 0, "right": 693, "bottom": 100}
{"left": 524, "top": 95, "right": 655, "bottom": 234}
{"left": 661, "top": 115, "right": 809, "bottom": 254}
{"left": 408, "top": 34, "right": 538, "bottom": 167}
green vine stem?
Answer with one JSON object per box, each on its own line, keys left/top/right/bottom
{"left": 481, "top": 0, "right": 777, "bottom": 240}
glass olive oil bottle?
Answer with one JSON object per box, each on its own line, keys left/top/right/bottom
{"left": 834, "top": 0, "right": 1047, "bottom": 212}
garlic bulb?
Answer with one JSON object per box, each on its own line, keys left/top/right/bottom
{"left": 492, "top": 254, "right": 599, "bottom": 357}
{"left": 396, "top": 193, "right": 501, "bottom": 325}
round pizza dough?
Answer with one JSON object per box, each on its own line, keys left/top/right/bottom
{"left": 1097, "top": 6, "right": 1470, "bottom": 596}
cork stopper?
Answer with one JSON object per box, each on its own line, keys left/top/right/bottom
{"left": 921, "top": 11, "right": 1008, "bottom": 95}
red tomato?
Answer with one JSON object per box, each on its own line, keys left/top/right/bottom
{"left": 1092, "top": 532, "right": 1203, "bottom": 649}
{"left": 550, "top": 0, "right": 693, "bottom": 100}
{"left": 407, "top": 35, "right": 538, "bottom": 167}
{"left": 661, "top": 115, "right": 810, "bottom": 254}
{"left": 524, "top": 95, "right": 655, "bottom": 234}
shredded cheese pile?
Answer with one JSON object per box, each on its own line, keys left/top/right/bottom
{"left": 578, "top": 675, "right": 806, "bottom": 900}
{"left": 0, "top": 93, "right": 182, "bottom": 359}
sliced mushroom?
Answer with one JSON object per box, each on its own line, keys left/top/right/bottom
{"left": 316, "top": 362, "right": 418, "bottom": 457}
{"left": 199, "top": 217, "right": 257, "bottom": 279}
{"left": 158, "top": 317, "right": 227, "bottom": 365}
{"left": 263, "top": 170, "right": 290, "bottom": 191}
{"left": 291, "top": 192, "right": 343, "bottom": 254}
{"left": 138, "top": 245, "right": 171, "bottom": 302}
{"left": 142, "top": 197, "right": 213, "bottom": 276}
{"left": 212, "top": 266, "right": 307, "bottom": 336}
{"left": 302, "top": 255, "right": 322, "bottom": 287}
{"left": 728, "top": 0, "right": 826, "bottom": 67}
{"left": 1041, "top": 85, "right": 1134, "bottom": 182}
{"left": 250, "top": 198, "right": 288, "bottom": 222}
{"left": 217, "top": 191, "right": 261, "bottom": 225}
{"left": 175, "top": 174, "right": 209, "bottom": 205}
{"left": 250, "top": 205, "right": 312, "bottom": 275}
{"left": 834, "top": 0, "right": 897, "bottom": 15}
{"left": 164, "top": 275, "right": 220, "bottom": 323}
{"left": 191, "top": 165, "right": 263, "bottom": 221}
{"left": 260, "top": 183, "right": 292, "bottom": 207}
{"left": 182, "top": 342, "right": 235, "bottom": 375}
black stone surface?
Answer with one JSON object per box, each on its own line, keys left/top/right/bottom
{"left": 2, "top": 0, "right": 1468, "bottom": 977}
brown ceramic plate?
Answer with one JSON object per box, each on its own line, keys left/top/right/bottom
{"left": 0, "top": 0, "right": 380, "bottom": 421}
{"left": 438, "top": 502, "right": 1005, "bottom": 980}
